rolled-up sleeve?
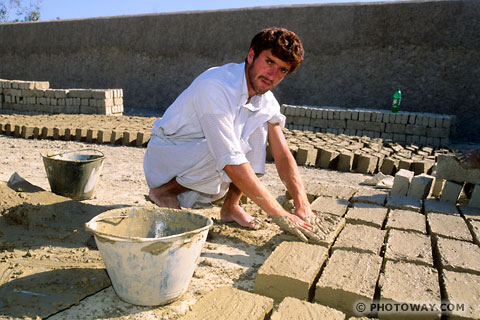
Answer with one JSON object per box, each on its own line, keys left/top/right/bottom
{"left": 194, "top": 81, "right": 249, "bottom": 171}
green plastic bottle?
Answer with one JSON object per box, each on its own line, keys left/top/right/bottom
{"left": 392, "top": 89, "right": 401, "bottom": 113}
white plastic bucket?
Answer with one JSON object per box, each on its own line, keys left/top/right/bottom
{"left": 85, "top": 206, "right": 212, "bottom": 306}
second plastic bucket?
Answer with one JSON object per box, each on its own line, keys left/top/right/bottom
{"left": 85, "top": 206, "right": 212, "bottom": 306}
{"left": 41, "top": 149, "right": 105, "bottom": 200}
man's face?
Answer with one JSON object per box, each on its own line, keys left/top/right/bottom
{"left": 245, "top": 48, "right": 291, "bottom": 97}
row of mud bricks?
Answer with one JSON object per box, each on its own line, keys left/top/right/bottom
{"left": 280, "top": 104, "right": 455, "bottom": 148}
{"left": 184, "top": 183, "right": 480, "bottom": 319}
{"left": 0, "top": 123, "right": 151, "bottom": 147}
{"left": 267, "top": 129, "right": 453, "bottom": 177}
{"left": 0, "top": 79, "right": 124, "bottom": 115}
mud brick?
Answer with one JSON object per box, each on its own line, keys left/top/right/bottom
{"left": 52, "top": 127, "right": 65, "bottom": 140}
{"left": 97, "top": 130, "right": 112, "bottom": 144}
{"left": 407, "top": 173, "right": 434, "bottom": 199}
{"left": 63, "top": 128, "right": 73, "bottom": 140}
{"left": 110, "top": 131, "right": 123, "bottom": 144}
{"left": 411, "top": 160, "right": 435, "bottom": 175}
{"left": 434, "top": 236, "right": 480, "bottom": 275}
{"left": 74, "top": 128, "right": 87, "bottom": 141}
{"left": 311, "top": 196, "right": 350, "bottom": 217}
{"left": 459, "top": 205, "right": 480, "bottom": 221}
{"left": 271, "top": 297, "right": 346, "bottom": 320}
{"left": 424, "top": 199, "right": 458, "bottom": 215}
{"left": 386, "top": 195, "right": 422, "bottom": 212}
{"left": 431, "top": 178, "right": 445, "bottom": 198}
{"left": 338, "top": 151, "right": 354, "bottom": 172}
{"left": 32, "top": 127, "right": 40, "bottom": 139}
{"left": 13, "top": 125, "right": 21, "bottom": 137}
{"left": 356, "top": 154, "right": 378, "bottom": 174}
{"left": 441, "top": 270, "right": 480, "bottom": 320}
{"left": 121, "top": 131, "right": 136, "bottom": 146}
{"left": 427, "top": 212, "right": 472, "bottom": 242}
{"left": 439, "top": 180, "right": 463, "bottom": 203}
{"left": 351, "top": 188, "right": 388, "bottom": 206}
{"left": 385, "top": 209, "right": 426, "bottom": 234}
{"left": 332, "top": 223, "right": 386, "bottom": 255}
{"left": 384, "top": 229, "right": 433, "bottom": 266}
{"left": 40, "top": 127, "right": 54, "bottom": 139}
{"left": 86, "top": 129, "right": 98, "bottom": 143}
{"left": 315, "top": 250, "right": 382, "bottom": 315}
{"left": 4, "top": 123, "right": 12, "bottom": 135}
{"left": 436, "top": 154, "right": 480, "bottom": 185}
{"left": 20, "top": 126, "right": 34, "bottom": 139}
{"left": 308, "top": 212, "right": 346, "bottom": 248}
{"left": 378, "top": 261, "right": 441, "bottom": 320}
{"left": 466, "top": 219, "right": 480, "bottom": 245}
{"left": 254, "top": 241, "right": 328, "bottom": 302}
{"left": 380, "top": 157, "right": 399, "bottom": 176}
{"left": 345, "top": 202, "right": 388, "bottom": 228}
{"left": 183, "top": 287, "right": 273, "bottom": 320}
{"left": 136, "top": 132, "right": 150, "bottom": 147}
{"left": 391, "top": 169, "right": 414, "bottom": 196}
{"left": 314, "top": 183, "right": 357, "bottom": 200}
{"left": 398, "top": 158, "right": 413, "bottom": 171}
{"left": 468, "top": 184, "right": 480, "bottom": 208}
{"left": 316, "top": 148, "right": 339, "bottom": 169}
{"left": 296, "top": 146, "right": 317, "bottom": 166}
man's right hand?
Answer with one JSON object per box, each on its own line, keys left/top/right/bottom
{"left": 271, "top": 213, "right": 323, "bottom": 244}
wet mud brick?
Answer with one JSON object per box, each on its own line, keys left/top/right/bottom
{"left": 332, "top": 223, "right": 386, "bottom": 255}
{"left": 466, "top": 219, "right": 480, "bottom": 245}
{"left": 378, "top": 261, "right": 441, "bottom": 320}
{"left": 441, "top": 270, "right": 480, "bottom": 320}
{"left": 313, "top": 183, "right": 357, "bottom": 200}
{"left": 310, "top": 212, "right": 346, "bottom": 248}
{"left": 390, "top": 169, "right": 414, "bottom": 196}
{"left": 433, "top": 236, "right": 480, "bottom": 275}
{"left": 254, "top": 241, "right": 328, "bottom": 302}
{"left": 439, "top": 180, "right": 463, "bottom": 203}
{"left": 435, "top": 154, "right": 480, "bottom": 185}
{"left": 424, "top": 199, "right": 459, "bottom": 215}
{"left": 311, "top": 196, "right": 350, "bottom": 217}
{"left": 271, "top": 297, "right": 346, "bottom": 320}
{"left": 345, "top": 202, "right": 388, "bottom": 228}
{"left": 385, "top": 209, "right": 426, "bottom": 234}
{"left": 315, "top": 250, "right": 382, "bottom": 315}
{"left": 385, "top": 195, "right": 422, "bottom": 212}
{"left": 426, "top": 212, "right": 472, "bottom": 242}
{"left": 183, "top": 287, "right": 273, "bottom": 320}
{"left": 351, "top": 188, "right": 388, "bottom": 206}
{"left": 384, "top": 229, "right": 433, "bottom": 267}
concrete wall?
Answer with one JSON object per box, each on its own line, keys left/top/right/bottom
{"left": 0, "top": 0, "right": 478, "bottom": 142}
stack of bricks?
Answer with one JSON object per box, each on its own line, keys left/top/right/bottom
{"left": 281, "top": 104, "right": 455, "bottom": 148}
{"left": 184, "top": 181, "right": 480, "bottom": 319}
{"left": 0, "top": 79, "right": 123, "bottom": 115}
{"left": 280, "top": 129, "right": 453, "bottom": 176}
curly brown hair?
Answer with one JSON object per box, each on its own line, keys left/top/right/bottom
{"left": 249, "top": 27, "right": 304, "bottom": 74}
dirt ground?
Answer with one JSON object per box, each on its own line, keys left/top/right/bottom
{"left": 0, "top": 114, "right": 374, "bottom": 319}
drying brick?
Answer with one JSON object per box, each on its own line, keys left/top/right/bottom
{"left": 316, "top": 148, "right": 339, "bottom": 169}
{"left": 315, "top": 250, "right": 382, "bottom": 315}
{"left": 434, "top": 236, "right": 480, "bottom": 275}
{"left": 309, "top": 212, "right": 346, "bottom": 248}
{"left": 385, "top": 195, "right": 422, "bottom": 212}
{"left": 338, "top": 151, "right": 354, "bottom": 172}
{"left": 441, "top": 270, "right": 480, "bottom": 320}
{"left": 351, "top": 188, "right": 388, "bottom": 206}
{"left": 385, "top": 209, "right": 426, "bottom": 234}
{"left": 271, "top": 297, "right": 345, "bottom": 320}
{"left": 423, "top": 199, "right": 458, "bottom": 215}
{"left": 355, "top": 154, "right": 378, "bottom": 174}
{"left": 380, "top": 157, "right": 399, "bottom": 176}
{"left": 332, "top": 223, "right": 386, "bottom": 255}
{"left": 345, "top": 202, "right": 388, "bottom": 228}
{"left": 439, "top": 180, "right": 463, "bottom": 203}
{"left": 407, "top": 173, "right": 434, "bottom": 199}
{"left": 384, "top": 229, "right": 433, "bottom": 266}
{"left": 311, "top": 196, "right": 350, "bottom": 217}
{"left": 254, "top": 241, "right": 328, "bottom": 302}
{"left": 390, "top": 169, "right": 414, "bottom": 196}
{"left": 427, "top": 212, "right": 472, "bottom": 242}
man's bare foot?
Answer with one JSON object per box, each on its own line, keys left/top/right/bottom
{"left": 148, "top": 189, "right": 181, "bottom": 209}
{"left": 220, "top": 204, "right": 262, "bottom": 229}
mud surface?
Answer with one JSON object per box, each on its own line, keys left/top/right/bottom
{"left": 0, "top": 113, "right": 371, "bottom": 319}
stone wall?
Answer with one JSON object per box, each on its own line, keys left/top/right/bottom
{"left": 0, "top": 0, "right": 478, "bottom": 142}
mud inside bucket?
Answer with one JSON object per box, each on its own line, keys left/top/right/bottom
{"left": 41, "top": 149, "right": 105, "bottom": 200}
{"left": 85, "top": 206, "right": 213, "bottom": 306}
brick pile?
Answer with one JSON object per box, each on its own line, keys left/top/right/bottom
{"left": 281, "top": 105, "right": 455, "bottom": 147}
{"left": 185, "top": 181, "right": 480, "bottom": 319}
{"left": 0, "top": 79, "right": 123, "bottom": 115}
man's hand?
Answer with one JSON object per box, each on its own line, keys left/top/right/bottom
{"left": 294, "top": 204, "right": 314, "bottom": 223}
{"left": 272, "top": 213, "right": 323, "bottom": 244}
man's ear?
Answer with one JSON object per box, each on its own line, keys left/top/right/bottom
{"left": 247, "top": 48, "right": 255, "bottom": 65}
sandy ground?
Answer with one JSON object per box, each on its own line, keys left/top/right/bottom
{"left": 0, "top": 115, "right": 374, "bottom": 319}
